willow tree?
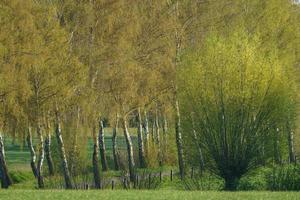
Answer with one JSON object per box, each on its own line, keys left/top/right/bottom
{"left": 179, "top": 32, "right": 297, "bottom": 190}
{"left": 194, "top": 0, "right": 300, "bottom": 165}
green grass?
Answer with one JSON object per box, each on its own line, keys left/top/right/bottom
{"left": 0, "top": 190, "right": 300, "bottom": 200}
{"left": 3, "top": 128, "right": 138, "bottom": 171}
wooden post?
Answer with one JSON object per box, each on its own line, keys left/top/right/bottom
{"left": 112, "top": 180, "right": 115, "bottom": 190}
{"left": 148, "top": 173, "right": 151, "bottom": 189}
{"left": 136, "top": 175, "right": 139, "bottom": 189}
{"left": 159, "top": 171, "right": 162, "bottom": 182}
{"left": 170, "top": 170, "right": 173, "bottom": 181}
{"left": 133, "top": 175, "right": 136, "bottom": 188}
{"left": 191, "top": 167, "right": 194, "bottom": 179}
{"left": 123, "top": 178, "right": 126, "bottom": 189}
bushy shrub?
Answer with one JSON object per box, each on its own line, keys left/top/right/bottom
{"left": 9, "top": 171, "right": 35, "bottom": 184}
{"left": 237, "top": 167, "right": 271, "bottom": 190}
{"left": 266, "top": 164, "right": 300, "bottom": 191}
{"left": 183, "top": 172, "right": 224, "bottom": 191}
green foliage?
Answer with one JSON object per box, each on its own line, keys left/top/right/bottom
{"left": 179, "top": 31, "right": 297, "bottom": 190}
{"left": 8, "top": 171, "right": 34, "bottom": 184}
{"left": 237, "top": 167, "right": 272, "bottom": 191}
{"left": 267, "top": 164, "right": 300, "bottom": 191}
{"left": 183, "top": 174, "right": 224, "bottom": 191}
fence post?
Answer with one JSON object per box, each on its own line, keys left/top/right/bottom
{"left": 191, "top": 167, "right": 194, "bottom": 179}
{"left": 123, "top": 178, "right": 127, "bottom": 189}
{"left": 112, "top": 180, "right": 115, "bottom": 190}
{"left": 148, "top": 173, "right": 151, "bottom": 189}
{"left": 159, "top": 171, "right": 162, "bottom": 182}
{"left": 170, "top": 170, "right": 173, "bottom": 181}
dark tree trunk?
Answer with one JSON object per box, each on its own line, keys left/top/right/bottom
{"left": 175, "top": 99, "right": 185, "bottom": 179}
{"left": 98, "top": 120, "right": 108, "bottom": 171}
{"left": 112, "top": 114, "right": 120, "bottom": 171}
{"left": 55, "top": 112, "right": 73, "bottom": 189}
{"left": 36, "top": 124, "right": 45, "bottom": 189}
{"left": 26, "top": 127, "right": 38, "bottom": 178}
{"left": 122, "top": 117, "right": 135, "bottom": 182}
{"left": 224, "top": 176, "right": 239, "bottom": 191}
{"left": 92, "top": 126, "right": 101, "bottom": 189}
{"left": 286, "top": 121, "right": 296, "bottom": 163}
{"left": 0, "top": 134, "right": 12, "bottom": 188}
{"left": 273, "top": 128, "right": 281, "bottom": 164}
{"left": 45, "top": 132, "right": 54, "bottom": 176}
{"left": 137, "top": 108, "right": 146, "bottom": 168}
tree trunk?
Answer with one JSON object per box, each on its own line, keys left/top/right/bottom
{"left": 143, "top": 111, "right": 150, "bottom": 152}
{"left": 175, "top": 99, "right": 185, "bottom": 179}
{"left": 45, "top": 120, "right": 54, "bottom": 176}
{"left": 151, "top": 120, "right": 155, "bottom": 142}
{"left": 0, "top": 133, "right": 12, "bottom": 188}
{"left": 286, "top": 121, "right": 296, "bottom": 163}
{"left": 162, "top": 114, "right": 168, "bottom": 165}
{"left": 273, "top": 128, "right": 281, "bottom": 164}
{"left": 112, "top": 114, "right": 120, "bottom": 171}
{"left": 98, "top": 120, "right": 108, "bottom": 171}
{"left": 45, "top": 132, "right": 54, "bottom": 176}
{"left": 224, "top": 176, "right": 239, "bottom": 191}
{"left": 191, "top": 113, "right": 204, "bottom": 171}
{"left": 155, "top": 109, "right": 160, "bottom": 144}
{"left": 162, "top": 114, "right": 168, "bottom": 144}
{"left": 137, "top": 108, "right": 146, "bottom": 168}
{"left": 122, "top": 117, "right": 135, "bottom": 182}
{"left": 173, "top": 0, "right": 185, "bottom": 179}
{"left": 26, "top": 127, "right": 38, "bottom": 178}
{"left": 155, "top": 108, "right": 162, "bottom": 166}
{"left": 92, "top": 126, "right": 101, "bottom": 189}
{"left": 192, "top": 130, "right": 204, "bottom": 171}
{"left": 69, "top": 106, "right": 80, "bottom": 175}
{"left": 36, "top": 123, "right": 45, "bottom": 189}
{"left": 55, "top": 112, "right": 73, "bottom": 189}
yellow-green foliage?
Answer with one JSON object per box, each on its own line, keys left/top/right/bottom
{"left": 178, "top": 31, "right": 297, "bottom": 185}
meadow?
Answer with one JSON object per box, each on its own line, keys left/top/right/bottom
{"left": 1, "top": 190, "right": 300, "bottom": 200}
{"left": 4, "top": 128, "right": 136, "bottom": 171}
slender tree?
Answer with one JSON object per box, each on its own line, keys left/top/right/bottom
{"left": 0, "top": 133, "right": 12, "bottom": 188}
{"left": 137, "top": 108, "right": 146, "bottom": 168}
{"left": 98, "top": 119, "right": 108, "bottom": 171}
{"left": 112, "top": 113, "right": 120, "bottom": 171}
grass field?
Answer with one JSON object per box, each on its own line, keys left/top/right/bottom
{"left": 0, "top": 190, "right": 300, "bottom": 200}
{"left": 3, "top": 130, "right": 300, "bottom": 199}
{"left": 4, "top": 128, "right": 138, "bottom": 171}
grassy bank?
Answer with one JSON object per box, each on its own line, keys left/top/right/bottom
{"left": 0, "top": 190, "right": 300, "bottom": 200}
